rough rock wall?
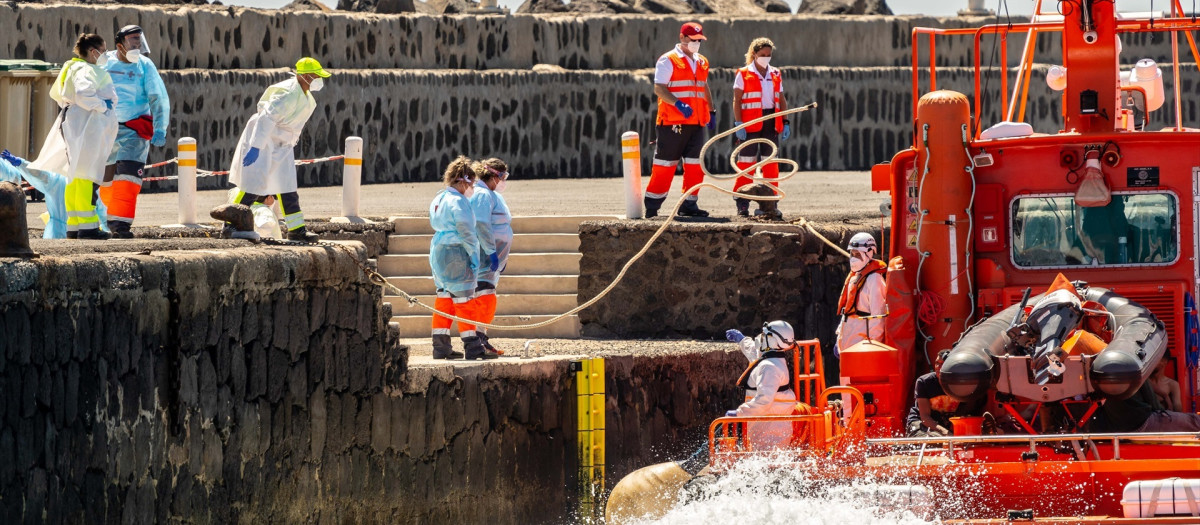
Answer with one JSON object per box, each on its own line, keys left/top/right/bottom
{"left": 577, "top": 221, "right": 885, "bottom": 375}
{"left": 143, "top": 65, "right": 1080, "bottom": 188}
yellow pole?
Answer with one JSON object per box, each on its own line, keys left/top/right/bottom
{"left": 574, "top": 358, "right": 606, "bottom": 522}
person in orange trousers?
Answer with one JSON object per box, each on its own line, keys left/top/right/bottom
{"left": 731, "top": 37, "right": 790, "bottom": 216}
{"left": 469, "top": 158, "right": 513, "bottom": 354}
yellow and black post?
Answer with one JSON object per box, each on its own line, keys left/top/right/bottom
{"left": 572, "top": 357, "right": 606, "bottom": 522}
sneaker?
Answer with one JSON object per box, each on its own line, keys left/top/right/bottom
{"left": 678, "top": 200, "right": 710, "bottom": 217}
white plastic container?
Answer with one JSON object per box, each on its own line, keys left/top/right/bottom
{"left": 1121, "top": 478, "right": 1200, "bottom": 518}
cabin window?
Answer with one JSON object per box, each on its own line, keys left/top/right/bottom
{"left": 1010, "top": 193, "right": 1178, "bottom": 268}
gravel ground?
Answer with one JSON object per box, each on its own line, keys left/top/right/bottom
{"left": 403, "top": 338, "right": 738, "bottom": 367}
{"left": 23, "top": 172, "right": 884, "bottom": 228}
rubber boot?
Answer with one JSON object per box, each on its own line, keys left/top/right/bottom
{"left": 678, "top": 199, "right": 710, "bottom": 218}
{"left": 464, "top": 336, "right": 498, "bottom": 360}
{"left": 77, "top": 228, "right": 111, "bottom": 240}
{"left": 108, "top": 221, "right": 134, "bottom": 239}
{"left": 643, "top": 196, "right": 665, "bottom": 218}
{"left": 432, "top": 334, "right": 463, "bottom": 360}
{"left": 287, "top": 226, "right": 319, "bottom": 243}
{"left": 734, "top": 198, "right": 750, "bottom": 217}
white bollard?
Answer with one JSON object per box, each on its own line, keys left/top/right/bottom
{"left": 333, "top": 136, "right": 368, "bottom": 224}
{"left": 621, "top": 131, "right": 644, "bottom": 219}
{"left": 175, "top": 137, "right": 198, "bottom": 225}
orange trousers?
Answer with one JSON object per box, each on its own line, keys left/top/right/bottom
{"left": 432, "top": 294, "right": 482, "bottom": 337}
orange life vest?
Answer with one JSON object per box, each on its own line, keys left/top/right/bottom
{"left": 837, "top": 259, "right": 888, "bottom": 317}
{"left": 737, "top": 66, "right": 783, "bottom": 133}
{"left": 657, "top": 51, "right": 710, "bottom": 126}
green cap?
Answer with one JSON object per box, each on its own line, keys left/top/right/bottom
{"left": 295, "top": 57, "right": 331, "bottom": 78}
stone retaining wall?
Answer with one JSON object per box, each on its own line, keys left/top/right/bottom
{"left": 577, "top": 221, "right": 885, "bottom": 378}
{"left": 0, "top": 242, "right": 745, "bottom": 523}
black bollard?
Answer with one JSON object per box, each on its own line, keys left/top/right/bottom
{"left": 0, "top": 181, "right": 37, "bottom": 258}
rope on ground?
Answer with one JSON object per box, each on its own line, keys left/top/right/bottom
{"left": 352, "top": 103, "right": 858, "bottom": 332}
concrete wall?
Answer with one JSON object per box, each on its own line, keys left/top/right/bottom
{"left": 0, "top": 241, "right": 745, "bottom": 524}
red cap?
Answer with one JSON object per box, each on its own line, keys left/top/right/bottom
{"left": 680, "top": 22, "right": 706, "bottom": 41}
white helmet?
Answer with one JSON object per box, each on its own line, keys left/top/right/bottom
{"left": 760, "top": 320, "right": 796, "bottom": 350}
{"left": 847, "top": 232, "right": 877, "bottom": 259}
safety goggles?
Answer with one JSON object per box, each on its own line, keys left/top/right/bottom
{"left": 485, "top": 165, "right": 509, "bottom": 180}
{"left": 848, "top": 241, "right": 876, "bottom": 250}
{"left": 761, "top": 322, "right": 795, "bottom": 347}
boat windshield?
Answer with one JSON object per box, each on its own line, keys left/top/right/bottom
{"left": 1011, "top": 193, "right": 1178, "bottom": 268}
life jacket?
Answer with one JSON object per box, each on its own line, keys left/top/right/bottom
{"left": 737, "top": 66, "right": 783, "bottom": 133}
{"left": 736, "top": 350, "right": 795, "bottom": 393}
{"left": 656, "top": 50, "right": 710, "bottom": 126}
{"left": 837, "top": 259, "right": 888, "bottom": 317}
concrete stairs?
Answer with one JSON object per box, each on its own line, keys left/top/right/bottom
{"left": 381, "top": 215, "right": 616, "bottom": 339}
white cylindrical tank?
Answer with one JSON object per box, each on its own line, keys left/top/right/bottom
{"left": 1129, "top": 59, "right": 1165, "bottom": 112}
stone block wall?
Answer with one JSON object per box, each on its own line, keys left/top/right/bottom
{"left": 577, "top": 221, "right": 884, "bottom": 378}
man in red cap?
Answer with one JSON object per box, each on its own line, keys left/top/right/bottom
{"left": 645, "top": 21, "right": 714, "bottom": 218}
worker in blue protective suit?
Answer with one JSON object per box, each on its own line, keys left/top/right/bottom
{"left": 429, "top": 156, "right": 498, "bottom": 361}
{"left": 29, "top": 33, "right": 118, "bottom": 240}
{"left": 98, "top": 25, "right": 170, "bottom": 238}
{"left": 469, "top": 158, "right": 514, "bottom": 355}
{"left": 228, "top": 57, "right": 329, "bottom": 243}
{"left": 1, "top": 150, "right": 107, "bottom": 239}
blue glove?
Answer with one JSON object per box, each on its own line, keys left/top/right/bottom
{"left": 151, "top": 130, "right": 167, "bottom": 147}
{"left": 734, "top": 123, "right": 747, "bottom": 141}
{"left": 674, "top": 100, "right": 693, "bottom": 119}
{"left": 104, "top": 99, "right": 113, "bottom": 111}
{"left": 780, "top": 123, "right": 792, "bottom": 141}
{"left": 706, "top": 111, "right": 716, "bottom": 132}
{"left": 725, "top": 329, "right": 745, "bottom": 343}
{"left": 725, "top": 410, "right": 738, "bottom": 417}
{"left": 0, "top": 149, "right": 21, "bottom": 167}
{"left": 489, "top": 252, "right": 500, "bottom": 272}
{"left": 242, "top": 147, "right": 260, "bottom": 167}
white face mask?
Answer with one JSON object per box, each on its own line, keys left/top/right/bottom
{"left": 124, "top": 49, "right": 141, "bottom": 62}
{"left": 849, "top": 251, "right": 868, "bottom": 272}
{"left": 309, "top": 77, "right": 324, "bottom": 92}
{"left": 755, "top": 56, "right": 771, "bottom": 68}
{"left": 94, "top": 51, "right": 109, "bottom": 66}
{"left": 495, "top": 178, "right": 507, "bottom": 193}
{"left": 685, "top": 41, "right": 701, "bottom": 54}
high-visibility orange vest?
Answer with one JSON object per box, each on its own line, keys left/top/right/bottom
{"left": 737, "top": 66, "right": 783, "bottom": 133}
{"left": 837, "top": 259, "right": 888, "bottom": 317}
{"left": 656, "top": 51, "right": 710, "bottom": 126}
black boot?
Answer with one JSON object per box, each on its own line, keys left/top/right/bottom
{"left": 66, "top": 231, "right": 78, "bottom": 239}
{"left": 734, "top": 198, "right": 750, "bottom": 217}
{"left": 77, "top": 228, "right": 111, "bottom": 240}
{"left": 464, "top": 336, "right": 498, "bottom": 360}
{"left": 108, "top": 221, "right": 134, "bottom": 239}
{"left": 479, "top": 332, "right": 503, "bottom": 355}
{"left": 432, "top": 334, "right": 463, "bottom": 360}
{"left": 678, "top": 199, "right": 710, "bottom": 218}
{"left": 287, "top": 226, "right": 319, "bottom": 243}
{"left": 643, "top": 196, "right": 665, "bottom": 218}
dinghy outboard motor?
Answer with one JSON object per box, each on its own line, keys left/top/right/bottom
{"left": 1023, "top": 288, "right": 1084, "bottom": 384}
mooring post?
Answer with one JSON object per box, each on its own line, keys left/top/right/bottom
{"left": 572, "top": 357, "right": 606, "bottom": 522}
{"left": 621, "top": 132, "right": 643, "bottom": 219}
{"left": 176, "top": 137, "right": 198, "bottom": 225}
{"left": 334, "top": 136, "right": 366, "bottom": 223}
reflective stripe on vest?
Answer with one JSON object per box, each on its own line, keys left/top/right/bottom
{"left": 738, "top": 66, "right": 783, "bottom": 133}
{"left": 657, "top": 52, "right": 710, "bottom": 126}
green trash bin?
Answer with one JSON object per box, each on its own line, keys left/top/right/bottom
{"left": 0, "top": 59, "right": 57, "bottom": 159}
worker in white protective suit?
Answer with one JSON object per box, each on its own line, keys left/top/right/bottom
{"left": 429, "top": 156, "right": 497, "bottom": 361}
{"left": 227, "top": 57, "right": 330, "bottom": 243}
{"left": 835, "top": 232, "right": 887, "bottom": 356}
{"left": 469, "top": 158, "right": 513, "bottom": 355}
{"left": 724, "top": 320, "right": 798, "bottom": 450}
{"left": 29, "top": 33, "right": 119, "bottom": 240}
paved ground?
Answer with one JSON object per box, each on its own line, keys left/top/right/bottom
{"left": 24, "top": 171, "right": 885, "bottom": 228}
{"left": 402, "top": 337, "right": 737, "bottom": 366}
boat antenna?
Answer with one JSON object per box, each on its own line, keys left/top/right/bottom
{"left": 980, "top": 0, "right": 1011, "bottom": 126}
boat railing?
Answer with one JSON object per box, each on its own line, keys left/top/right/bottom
{"left": 910, "top": 4, "right": 1200, "bottom": 141}
{"left": 708, "top": 386, "right": 867, "bottom": 465}
{"left": 867, "top": 431, "right": 1200, "bottom": 461}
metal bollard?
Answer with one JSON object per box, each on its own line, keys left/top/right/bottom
{"left": 333, "top": 136, "right": 368, "bottom": 224}
{"left": 621, "top": 131, "right": 643, "bottom": 219}
{"left": 176, "top": 137, "right": 198, "bottom": 225}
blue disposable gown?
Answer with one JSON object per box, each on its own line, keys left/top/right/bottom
{"left": 469, "top": 180, "right": 514, "bottom": 286}
{"left": 429, "top": 187, "right": 479, "bottom": 297}
{"left": 0, "top": 154, "right": 106, "bottom": 238}
{"left": 103, "top": 52, "right": 170, "bottom": 163}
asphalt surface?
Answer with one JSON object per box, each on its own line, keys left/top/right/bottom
{"left": 23, "top": 172, "right": 884, "bottom": 228}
